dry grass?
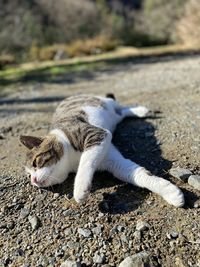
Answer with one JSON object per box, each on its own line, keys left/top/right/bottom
{"left": 29, "top": 36, "right": 119, "bottom": 62}
{"left": 176, "top": 0, "right": 200, "bottom": 45}
{"left": 1, "top": 44, "right": 200, "bottom": 82}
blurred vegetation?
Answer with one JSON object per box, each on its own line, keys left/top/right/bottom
{"left": 0, "top": 0, "right": 199, "bottom": 68}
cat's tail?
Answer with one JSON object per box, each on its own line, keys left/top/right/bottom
{"left": 106, "top": 93, "right": 116, "bottom": 100}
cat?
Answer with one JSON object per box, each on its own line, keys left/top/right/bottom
{"left": 20, "top": 94, "right": 184, "bottom": 207}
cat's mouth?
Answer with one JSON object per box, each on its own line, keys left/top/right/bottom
{"left": 31, "top": 176, "right": 48, "bottom": 187}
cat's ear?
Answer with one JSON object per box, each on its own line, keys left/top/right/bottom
{"left": 19, "top": 135, "right": 43, "bottom": 150}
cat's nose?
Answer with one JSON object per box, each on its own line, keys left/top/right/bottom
{"left": 31, "top": 176, "right": 39, "bottom": 185}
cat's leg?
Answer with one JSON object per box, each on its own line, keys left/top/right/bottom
{"left": 73, "top": 128, "right": 112, "bottom": 203}
{"left": 100, "top": 145, "right": 184, "bottom": 207}
{"left": 120, "top": 105, "right": 150, "bottom": 118}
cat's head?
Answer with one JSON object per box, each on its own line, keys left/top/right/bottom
{"left": 20, "top": 135, "right": 66, "bottom": 187}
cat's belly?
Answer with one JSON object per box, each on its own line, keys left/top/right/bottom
{"left": 83, "top": 106, "right": 122, "bottom": 132}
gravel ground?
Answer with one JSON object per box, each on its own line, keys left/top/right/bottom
{"left": 0, "top": 55, "right": 200, "bottom": 267}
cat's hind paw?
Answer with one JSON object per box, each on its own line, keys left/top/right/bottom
{"left": 131, "top": 106, "right": 150, "bottom": 118}
{"left": 161, "top": 181, "right": 185, "bottom": 207}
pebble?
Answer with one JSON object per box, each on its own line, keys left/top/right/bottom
{"left": 169, "top": 167, "right": 192, "bottom": 182}
{"left": 28, "top": 215, "right": 40, "bottom": 230}
{"left": 117, "top": 225, "right": 124, "bottom": 232}
{"left": 7, "top": 221, "right": 14, "bottom": 230}
{"left": 60, "top": 260, "right": 81, "bottom": 267}
{"left": 53, "top": 193, "right": 60, "bottom": 199}
{"left": 167, "top": 231, "right": 179, "bottom": 239}
{"left": 77, "top": 228, "right": 92, "bottom": 238}
{"left": 92, "top": 226, "right": 102, "bottom": 235}
{"left": 67, "top": 241, "right": 80, "bottom": 249}
{"left": 20, "top": 208, "right": 30, "bottom": 219}
{"left": 194, "top": 202, "right": 199, "bottom": 208}
{"left": 55, "top": 249, "right": 64, "bottom": 258}
{"left": 133, "top": 230, "right": 142, "bottom": 241}
{"left": 136, "top": 221, "right": 150, "bottom": 231}
{"left": 64, "top": 228, "right": 72, "bottom": 236}
{"left": 93, "top": 253, "right": 105, "bottom": 264}
{"left": 188, "top": 175, "right": 200, "bottom": 190}
{"left": 63, "top": 209, "right": 74, "bottom": 216}
{"left": 118, "top": 252, "right": 150, "bottom": 267}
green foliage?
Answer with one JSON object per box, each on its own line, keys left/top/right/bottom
{"left": 0, "top": 0, "right": 193, "bottom": 65}
{"left": 141, "top": 0, "right": 187, "bottom": 43}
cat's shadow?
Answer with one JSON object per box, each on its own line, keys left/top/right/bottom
{"left": 96, "top": 116, "right": 172, "bottom": 214}
{"left": 51, "top": 116, "right": 172, "bottom": 213}
{"left": 47, "top": 116, "right": 198, "bottom": 213}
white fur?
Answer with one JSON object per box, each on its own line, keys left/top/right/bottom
{"left": 99, "top": 145, "right": 184, "bottom": 207}
{"left": 74, "top": 129, "right": 112, "bottom": 203}
{"left": 25, "top": 97, "right": 184, "bottom": 207}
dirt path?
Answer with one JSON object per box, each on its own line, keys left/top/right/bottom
{"left": 0, "top": 55, "right": 200, "bottom": 267}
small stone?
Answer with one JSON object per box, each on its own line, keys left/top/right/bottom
{"left": 120, "top": 234, "right": 128, "bottom": 243}
{"left": 93, "top": 253, "right": 105, "bottom": 264}
{"left": 55, "top": 249, "right": 64, "bottom": 258}
{"left": 118, "top": 252, "right": 150, "bottom": 267}
{"left": 63, "top": 209, "right": 73, "bottom": 216}
{"left": 64, "top": 228, "right": 72, "bottom": 236}
{"left": 7, "top": 221, "right": 14, "bottom": 230}
{"left": 16, "top": 248, "right": 24, "bottom": 256}
{"left": 20, "top": 208, "right": 30, "bottom": 219}
{"left": 60, "top": 260, "right": 81, "bottom": 267}
{"left": 167, "top": 231, "right": 179, "bottom": 239}
{"left": 133, "top": 230, "right": 142, "bottom": 241}
{"left": 53, "top": 193, "right": 60, "bottom": 199}
{"left": 77, "top": 228, "right": 92, "bottom": 238}
{"left": 67, "top": 241, "right": 80, "bottom": 249}
{"left": 169, "top": 167, "right": 192, "bottom": 182}
{"left": 194, "top": 202, "right": 199, "bottom": 208}
{"left": 136, "top": 221, "right": 150, "bottom": 231}
{"left": 110, "top": 226, "right": 118, "bottom": 235}
{"left": 28, "top": 215, "right": 40, "bottom": 230}
{"left": 170, "top": 231, "right": 179, "bottom": 239}
{"left": 188, "top": 175, "right": 200, "bottom": 190}
{"left": 117, "top": 225, "right": 124, "bottom": 232}
{"left": 92, "top": 226, "right": 102, "bottom": 235}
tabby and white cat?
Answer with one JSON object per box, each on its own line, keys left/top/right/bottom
{"left": 20, "top": 94, "right": 184, "bottom": 207}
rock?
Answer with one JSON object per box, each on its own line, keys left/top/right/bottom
{"left": 167, "top": 231, "right": 179, "bottom": 239}
{"left": 67, "top": 241, "right": 80, "bottom": 249}
{"left": 133, "top": 230, "right": 141, "bottom": 241}
{"left": 194, "top": 202, "right": 199, "bottom": 208}
{"left": 136, "top": 221, "right": 150, "bottom": 231}
{"left": 92, "top": 226, "right": 102, "bottom": 235}
{"left": 55, "top": 249, "right": 64, "bottom": 258}
{"left": 60, "top": 260, "right": 81, "bottom": 267}
{"left": 77, "top": 228, "right": 92, "bottom": 238}
{"left": 28, "top": 215, "right": 40, "bottom": 230}
{"left": 170, "top": 231, "right": 179, "bottom": 239}
{"left": 175, "top": 257, "right": 187, "bottom": 267}
{"left": 64, "top": 228, "right": 72, "bottom": 236}
{"left": 63, "top": 209, "right": 74, "bottom": 216}
{"left": 188, "top": 175, "right": 200, "bottom": 190}
{"left": 120, "top": 234, "right": 128, "bottom": 243}
{"left": 169, "top": 167, "right": 192, "bottom": 182}
{"left": 118, "top": 252, "right": 150, "bottom": 267}
{"left": 20, "top": 208, "right": 30, "bottom": 219}
{"left": 7, "top": 221, "right": 14, "bottom": 230}
{"left": 53, "top": 193, "right": 60, "bottom": 199}
{"left": 117, "top": 225, "right": 124, "bottom": 232}
{"left": 93, "top": 253, "right": 105, "bottom": 264}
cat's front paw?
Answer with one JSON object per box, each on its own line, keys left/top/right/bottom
{"left": 73, "top": 186, "right": 90, "bottom": 204}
